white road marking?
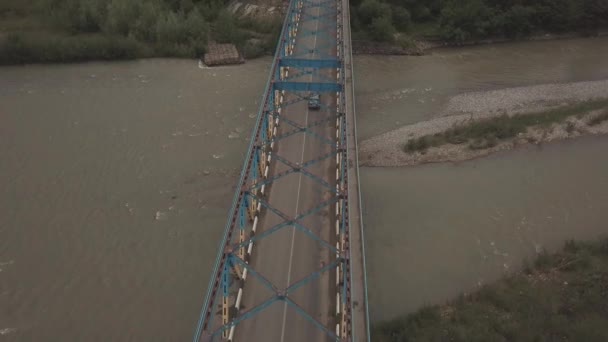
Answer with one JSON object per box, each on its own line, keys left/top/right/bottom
{"left": 280, "top": 2, "right": 321, "bottom": 341}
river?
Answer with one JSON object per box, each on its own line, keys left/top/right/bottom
{"left": 0, "top": 58, "right": 271, "bottom": 340}
{"left": 1, "top": 37, "right": 608, "bottom": 339}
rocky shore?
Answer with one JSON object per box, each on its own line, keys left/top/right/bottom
{"left": 359, "top": 80, "right": 608, "bottom": 167}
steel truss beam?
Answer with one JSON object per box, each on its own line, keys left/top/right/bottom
{"left": 279, "top": 57, "right": 341, "bottom": 68}
{"left": 247, "top": 149, "right": 339, "bottom": 193}
{"left": 249, "top": 192, "right": 338, "bottom": 250}
{"left": 280, "top": 116, "right": 335, "bottom": 146}
{"left": 210, "top": 258, "right": 344, "bottom": 340}
{"left": 272, "top": 152, "right": 335, "bottom": 191}
{"left": 271, "top": 116, "right": 335, "bottom": 144}
{"left": 194, "top": 0, "right": 356, "bottom": 338}
{"left": 274, "top": 81, "right": 342, "bottom": 92}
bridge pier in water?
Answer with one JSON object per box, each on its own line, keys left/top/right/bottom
{"left": 193, "top": 0, "right": 369, "bottom": 340}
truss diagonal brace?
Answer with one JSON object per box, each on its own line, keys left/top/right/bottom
{"left": 247, "top": 193, "right": 338, "bottom": 252}
{"left": 286, "top": 258, "right": 341, "bottom": 294}
{"left": 285, "top": 297, "right": 340, "bottom": 340}
{"left": 231, "top": 255, "right": 278, "bottom": 293}
{"left": 272, "top": 116, "right": 335, "bottom": 144}
{"left": 280, "top": 116, "right": 335, "bottom": 146}
{"left": 273, "top": 153, "right": 334, "bottom": 191}
{"left": 210, "top": 295, "right": 280, "bottom": 337}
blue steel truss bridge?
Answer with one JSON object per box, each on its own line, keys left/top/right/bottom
{"left": 193, "top": 0, "right": 370, "bottom": 340}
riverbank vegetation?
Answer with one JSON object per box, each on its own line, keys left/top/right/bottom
{"left": 403, "top": 99, "right": 608, "bottom": 153}
{"left": 351, "top": 0, "right": 608, "bottom": 43}
{"left": 588, "top": 109, "right": 608, "bottom": 126}
{"left": 373, "top": 238, "right": 608, "bottom": 342}
{"left": 0, "top": 0, "right": 280, "bottom": 65}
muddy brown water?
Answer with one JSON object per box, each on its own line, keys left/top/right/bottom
{"left": 357, "top": 36, "right": 608, "bottom": 322}
{"left": 361, "top": 136, "right": 608, "bottom": 321}
{"left": 355, "top": 36, "right": 608, "bottom": 140}
{"left": 1, "top": 37, "right": 608, "bottom": 340}
{"left": 0, "top": 58, "right": 271, "bottom": 340}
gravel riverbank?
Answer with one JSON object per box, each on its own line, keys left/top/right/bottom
{"left": 360, "top": 80, "right": 608, "bottom": 167}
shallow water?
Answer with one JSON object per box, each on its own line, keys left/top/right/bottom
{"left": 357, "top": 37, "right": 608, "bottom": 322}
{"left": 355, "top": 36, "right": 608, "bottom": 140}
{"left": 362, "top": 136, "right": 608, "bottom": 321}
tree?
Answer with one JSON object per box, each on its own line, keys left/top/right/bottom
{"left": 213, "top": 11, "right": 240, "bottom": 44}
{"left": 392, "top": 6, "right": 412, "bottom": 31}
{"left": 358, "top": 0, "right": 391, "bottom": 26}
{"left": 369, "top": 14, "right": 396, "bottom": 41}
{"left": 104, "top": 0, "right": 142, "bottom": 35}
{"left": 582, "top": 0, "right": 608, "bottom": 33}
{"left": 499, "top": 5, "right": 536, "bottom": 38}
{"left": 133, "top": 1, "right": 163, "bottom": 42}
{"left": 155, "top": 11, "right": 182, "bottom": 43}
{"left": 439, "top": 0, "right": 496, "bottom": 41}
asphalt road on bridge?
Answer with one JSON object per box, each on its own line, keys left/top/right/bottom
{"left": 234, "top": 0, "right": 338, "bottom": 341}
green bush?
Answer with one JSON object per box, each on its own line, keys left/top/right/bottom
{"left": 369, "top": 15, "right": 396, "bottom": 42}
{"left": 358, "top": 0, "right": 391, "bottom": 26}
{"left": 213, "top": 10, "right": 242, "bottom": 45}
{"left": 351, "top": 0, "right": 608, "bottom": 43}
{"left": 402, "top": 100, "right": 608, "bottom": 154}
{"left": 373, "top": 238, "right": 608, "bottom": 342}
{"left": 0, "top": 32, "right": 140, "bottom": 65}
{"left": 392, "top": 6, "right": 412, "bottom": 32}
{"left": 588, "top": 109, "right": 608, "bottom": 126}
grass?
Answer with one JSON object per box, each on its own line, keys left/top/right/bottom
{"left": 0, "top": 32, "right": 142, "bottom": 65}
{"left": 588, "top": 109, "right": 608, "bottom": 126}
{"left": 403, "top": 99, "right": 608, "bottom": 154}
{"left": 372, "top": 238, "right": 608, "bottom": 342}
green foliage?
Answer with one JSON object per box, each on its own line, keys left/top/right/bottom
{"left": 0, "top": 32, "right": 140, "bottom": 65}
{"left": 103, "top": 0, "right": 140, "bottom": 35}
{"left": 358, "top": 0, "right": 391, "bottom": 26}
{"left": 499, "top": 5, "right": 536, "bottom": 38}
{"left": 352, "top": 0, "right": 608, "bottom": 43}
{"left": 0, "top": 0, "right": 271, "bottom": 63}
{"left": 369, "top": 15, "right": 396, "bottom": 42}
{"left": 403, "top": 100, "right": 608, "bottom": 153}
{"left": 131, "top": 1, "right": 163, "bottom": 42}
{"left": 588, "top": 109, "right": 608, "bottom": 126}
{"left": 373, "top": 238, "right": 608, "bottom": 342}
{"left": 213, "top": 10, "right": 241, "bottom": 44}
{"left": 355, "top": 0, "right": 396, "bottom": 41}
{"left": 395, "top": 34, "right": 415, "bottom": 49}
{"left": 440, "top": 0, "right": 496, "bottom": 41}
{"left": 391, "top": 6, "right": 411, "bottom": 32}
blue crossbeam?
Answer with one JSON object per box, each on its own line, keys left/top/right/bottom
{"left": 279, "top": 58, "right": 341, "bottom": 68}
{"left": 274, "top": 81, "right": 342, "bottom": 92}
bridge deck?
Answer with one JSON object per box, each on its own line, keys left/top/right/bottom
{"left": 193, "top": 0, "right": 368, "bottom": 339}
{"left": 235, "top": 0, "right": 337, "bottom": 338}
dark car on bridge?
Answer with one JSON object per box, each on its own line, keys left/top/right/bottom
{"left": 308, "top": 93, "right": 321, "bottom": 110}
